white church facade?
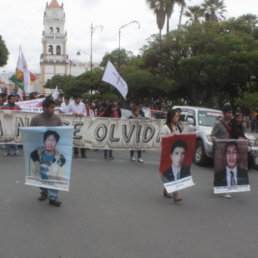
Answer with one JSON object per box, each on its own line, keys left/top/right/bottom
{"left": 40, "top": 0, "right": 68, "bottom": 92}
{"left": 39, "top": 0, "right": 98, "bottom": 94}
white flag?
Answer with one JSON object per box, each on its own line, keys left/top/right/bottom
{"left": 17, "top": 87, "right": 23, "bottom": 99}
{"left": 52, "top": 86, "right": 59, "bottom": 100}
{"left": 17, "top": 48, "right": 31, "bottom": 94}
{"left": 102, "top": 61, "right": 128, "bottom": 99}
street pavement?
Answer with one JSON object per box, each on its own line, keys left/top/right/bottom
{"left": 0, "top": 148, "right": 258, "bottom": 258}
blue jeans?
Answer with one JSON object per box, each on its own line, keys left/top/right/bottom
{"left": 104, "top": 150, "right": 112, "bottom": 157}
{"left": 5, "top": 144, "right": 19, "bottom": 154}
{"left": 40, "top": 188, "right": 59, "bottom": 200}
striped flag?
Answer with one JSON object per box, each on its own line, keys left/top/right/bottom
{"left": 10, "top": 48, "right": 37, "bottom": 93}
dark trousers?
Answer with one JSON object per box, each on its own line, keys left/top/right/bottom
{"left": 130, "top": 150, "right": 142, "bottom": 159}
{"left": 104, "top": 150, "right": 112, "bottom": 157}
{"left": 74, "top": 147, "right": 86, "bottom": 156}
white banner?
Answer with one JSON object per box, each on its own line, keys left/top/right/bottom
{"left": 0, "top": 111, "right": 164, "bottom": 150}
{"left": 164, "top": 176, "right": 195, "bottom": 193}
{"left": 214, "top": 185, "right": 251, "bottom": 194}
{"left": 16, "top": 98, "right": 44, "bottom": 112}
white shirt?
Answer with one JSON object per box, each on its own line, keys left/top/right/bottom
{"left": 66, "top": 101, "right": 86, "bottom": 115}
{"left": 60, "top": 101, "right": 70, "bottom": 113}
{"left": 172, "top": 164, "right": 181, "bottom": 181}
{"left": 226, "top": 166, "right": 237, "bottom": 186}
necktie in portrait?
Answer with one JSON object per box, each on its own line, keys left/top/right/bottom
{"left": 230, "top": 171, "right": 236, "bottom": 185}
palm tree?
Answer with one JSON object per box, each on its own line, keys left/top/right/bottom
{"left": 184, "top": 5, "right": 205, "bottom": 25}
{"left": 146, "top": 0, "right": 166, "bottom": 36}
{"left": 201, "top": 0, "right": 226, "bottom": 22}
{"left": 177, "top": 0, "right": 186, "bottom": 30}
{"left": 164, "top": 0, "right": 176, "bottom": 33}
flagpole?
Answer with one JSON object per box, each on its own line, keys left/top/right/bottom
{"left": 16, "top": 46, "right": 21, "bottom": 69}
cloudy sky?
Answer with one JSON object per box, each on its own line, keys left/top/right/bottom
{"left": 0, "top": 0, "right": 257, "bottom": 74}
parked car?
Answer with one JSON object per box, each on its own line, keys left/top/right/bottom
{"left": 142, "top": 108, "right": 167, "bottom": 120}
{"left": 173, "top": 105, "right": 258, "bottom": 168}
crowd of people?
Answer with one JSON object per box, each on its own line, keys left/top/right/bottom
{"left": 0, "top": 92, "right": 148, "bottom": 161}
{"left": 0, "top": 91, "right": 254, "bottom": 206}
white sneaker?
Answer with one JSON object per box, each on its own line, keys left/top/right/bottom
{"left": 130, "top": 157, "right": 136, "bottom": 161}
{"left": 223, "top": 193, "right": 232, "bottom": 199}
{"left": 138, "top": 158, "right": 144, "bottom": 163}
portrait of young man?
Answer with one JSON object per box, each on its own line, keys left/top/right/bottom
{"left": 214, "top": 141, "right": 249, "bottom": 187}
{"left": 161, "top": 139, "right": 191, "bottom": 183}
{"left": 30, "top": 130, "right": 66, "bottom": 181}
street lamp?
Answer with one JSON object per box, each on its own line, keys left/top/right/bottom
{"left": 118, "top": 21, "right": 140, "bottom": 69}
{"left": 76, "top": 49, "right": 90, "bottom": 73}
{"left": 90, "top": 23, "right": 103, "bottom": 70}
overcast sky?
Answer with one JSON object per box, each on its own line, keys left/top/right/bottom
{"left": 0, "top": 0, "right": 257, "bottom": 74}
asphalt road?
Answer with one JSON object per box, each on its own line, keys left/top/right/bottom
{"left": 0, "top": 148, "right": 257, "bottom": 258}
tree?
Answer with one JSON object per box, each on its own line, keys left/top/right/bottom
{"left": 202, "top": 0, "right": 226, "bottom": 22}
{"left": 178, "top": 0, "right": 186, "bottom": 29}
{"left": 164, "top": 0, "right": 176, "bottom": 33}
{"left": 100, "top": 48, "right": 133, "bottom": 68}
{"left": 0, "top": 35, "right": 8, "bottom": 67}
{"left": 142, "top": 22, "right": 258, "bottom": 107}
{"left": 146, "top": 0, "right": 166, "bottom": 36}
{"left": 184, "top": 5, "right": 205, "bottom": 25}
{"left": 44, "top": 75, "right": 74, "bottom": 91}
{"left": 121, "top": 65, "right": 174, "bottom": 103}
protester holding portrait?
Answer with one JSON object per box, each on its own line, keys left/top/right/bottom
{"left": 213, "top": 140, "right": 250, "bottom": 193}
{"left": 30, "top": 96, "right": 63, "bottom": 207}
{"left": 159, "top": 132, "right": 196, "bottom": 202}
{"left": 160, "top": 109, "right": 183, "bottom": 201}
{"left": 211, "top": 103, "right": 233, "bottom": 199}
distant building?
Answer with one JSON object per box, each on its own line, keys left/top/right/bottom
{"left": 40, "top": 0, "right": 100, "bottom": 94}
{"left": 40, "top": 0, "right": 68, "bottom": 93}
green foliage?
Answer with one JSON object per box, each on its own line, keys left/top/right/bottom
{"left": 100, "top": 48, "right": 133, "bottom": 68}
{"left": 141, "top": 20, "right": 258, "bottom": 108}
{"left": 0, "top": 35, "right": 8, "bottom": 67}
{"left": 44, "top": 75, "right": 74, "bottom": 91}
{"left": 235, "top": 92, "right": 258, "bottom": 111}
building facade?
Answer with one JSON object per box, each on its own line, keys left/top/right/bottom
{"left": 40, "top": 0, "right": 68, "bottom": 92}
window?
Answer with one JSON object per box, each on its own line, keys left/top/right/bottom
{"left": 49, "top": 27, "right": 53, "bottom": 34}
{"left": 48, "top": 45, "right": 53, "bottom": 54}
{"left": 56, "top": 45, "right": 61, "bottom": 55}
{"left": 56, "top": 27, "right": 60, "bottom": 33}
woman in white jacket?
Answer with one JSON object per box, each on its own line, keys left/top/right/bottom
{"left": 160, "top": 109, "right": 183, "bottom": 202}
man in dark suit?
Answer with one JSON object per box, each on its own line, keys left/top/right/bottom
{"left": 162, "top": 140, "right": 191, "bottom": 183}
{"left": 214, "top": 141, "right": 249, "bottom": 187}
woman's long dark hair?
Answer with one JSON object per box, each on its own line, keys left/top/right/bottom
{"left": 165, "top": 109, "right": 181, "bottom": 133}
{"left": 103, "top": 103, "right": 115, "bottom": 117}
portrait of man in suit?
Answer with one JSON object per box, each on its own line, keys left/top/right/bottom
{"left": 214, "top": 141, "right": 249, "bottom": 187}
{"left": 161, "top": 140, "right": 190, "bottom": 183}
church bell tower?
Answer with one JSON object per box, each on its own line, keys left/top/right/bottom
{"left": 40, "top": 0, "right": 68, "bottom": 92}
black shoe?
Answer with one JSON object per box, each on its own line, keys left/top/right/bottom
{"left": 49, "top": 199, "right": 62, "bottom": 207}
{"left": 38, "top": 194, "right": 48, "bottom": 201}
